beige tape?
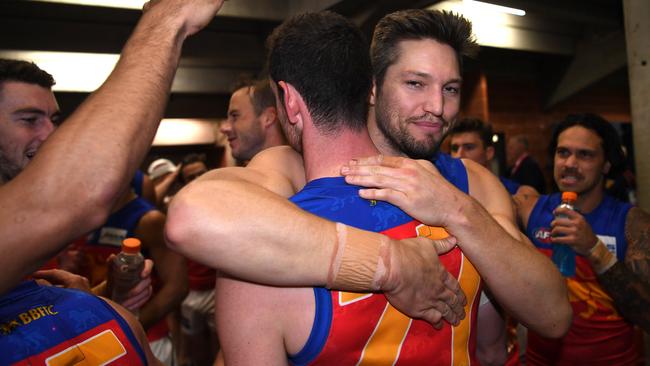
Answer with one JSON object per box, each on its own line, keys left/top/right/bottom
{"left": 589, "top": 239, "right": 618, "bottom": 275}
{"left": 326, "top": 223, "right": 389, "bottom": 292}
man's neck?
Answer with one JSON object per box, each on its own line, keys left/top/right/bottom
{"left": 262, "top": 126, "right": 288, "bottom": 151}
{"left": 302, "top": 126, "right": 380, "bottom": 182}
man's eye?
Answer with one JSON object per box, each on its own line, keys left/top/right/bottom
{"left": 444, "top": 86, "right": 459, "bottom": 94}
{"left": 406, "top": 80, "right": 423, "bottom": 88}
{"left": 556, "top": 149, "right": 570, "bottom": 158}
{"left": 577, "top": 151, "right": 594, "bottom": 159}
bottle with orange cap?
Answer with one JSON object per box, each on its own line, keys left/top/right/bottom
{"left": 110, "top": 238, "right": 145, "bottom": 306}
{"left": 552, "top": 192, "right": 577, "bottom": 277}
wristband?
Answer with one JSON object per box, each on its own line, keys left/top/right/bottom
{"left": 326, "top": 223, "right": 391, "bottom": 292}
{"left": 588, "top": 239, "right": 618, "bottom": 274}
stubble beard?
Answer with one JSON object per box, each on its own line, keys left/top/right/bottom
{"left": 0, "top": 151, "right": 22, "bottom": 185}
{"left": 375, "top": 102, "right": 444, "bottom": 160}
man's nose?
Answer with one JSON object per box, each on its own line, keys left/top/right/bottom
{"left": 220, "top": 120, "right": 232, "bottom": 134}
{"left": 564, "top": 153, "right": 578, "bottom": 168}
{"left": 37, "top": 118, "right": 56, "bottom": 141}
{"left": 423, "top": 90, "right": 443, "bottom": 117}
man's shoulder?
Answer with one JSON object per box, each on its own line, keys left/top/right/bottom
{"left": 432, "top": 152, "right": 468, "bottom": 194}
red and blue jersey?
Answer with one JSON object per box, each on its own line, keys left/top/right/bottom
{"left": 526, "top": 193, "right": 642, "bottom": 365}
{"left": 0, "top": 281, "right": 146, "bottom": 365}
{"left": 289, "top": 154, "right": 482, "bottom": 365}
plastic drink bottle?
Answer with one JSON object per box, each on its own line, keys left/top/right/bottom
{"left": 110, "top": 238, "right": 145, "bottom": 304}
{"left": 552, "top": 191, "right": 577, "bottom": 277}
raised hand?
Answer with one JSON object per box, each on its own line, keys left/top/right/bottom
{"left": 32, "top": 269, "right": 92, "bottom": 292}
{"left": 551, "top": 207, "right": 598, "bottom": 255}
{"left": 143, "top": 0, "right": 226, "bottom": 38}
{"left": 106, "top": 256, "right": 155, "bottom": 312}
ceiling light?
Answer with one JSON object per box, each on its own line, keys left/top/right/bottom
{"left": 464, "top": 0, "right": 525, "bottom": 17}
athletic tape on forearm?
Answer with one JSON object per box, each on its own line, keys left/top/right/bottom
{"left": 589, "top": 239, "right": 618, "bottom": 275}
{"left": 326, "top": 223, "right": 391, "bottom": 292}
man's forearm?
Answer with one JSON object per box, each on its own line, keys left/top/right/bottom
{"left": 597, "top": 261, "right": 650, "bottom": 331}
{"left": 449, "top": 198, "right": 571, "bottom": 337}
{"left": 167, "top": 179, "right": 334, "bottom": 286}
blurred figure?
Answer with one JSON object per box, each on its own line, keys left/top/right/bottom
{"left": 507, "top": 134, "right": 546, "bottom": 193}
{"left": 180, "top": 153, "right": 208, "bottom": 184}
{"left": 132, "top": 169, "right": 157, "bottom": 204}
{"left": 220, "top": 78, "right": 286, "bottom": 165}
{"left": 78, "top": 185, "right": 188, "bottom": 365}
{"left": 450, "top": 118, "right": 537, "bottom": 196}
{"left": 515, "top": 113, "right": 649, "bottom": 365}
{"left": 148, "top": 158, "right": 181, "bottom": 210}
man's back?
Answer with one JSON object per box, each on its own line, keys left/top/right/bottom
{"left": 217, "top": 156, "right": 483, "bottom": 365}
{"left": 0, "top": 281, "right": 148, "bottom": 365}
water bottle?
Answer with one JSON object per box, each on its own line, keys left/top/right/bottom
{"left": 552, "top": 192, "right": 577, "bottom": 277}
{"left": 110, "top": 238, "right": 145, "bottom": 305}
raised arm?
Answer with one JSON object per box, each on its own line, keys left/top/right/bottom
{"left": 165, "top": 146, "right": 466, "bottom": 326}
{"left": 0, "top": 0, "right": 225, "bottom": 295}
{"left": 341, "top": 155, "right": 571, "bottom": 337}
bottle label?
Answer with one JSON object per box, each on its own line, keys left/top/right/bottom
{"left": 98, "top": 227, "right": 128, "bottom": 247}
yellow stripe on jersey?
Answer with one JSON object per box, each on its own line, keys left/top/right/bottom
{"left": 357, "top": 303, "right": 412, "bottom": 366}
{"left": 416, "top": 224, "right": 450, "bottom": 240}
{"left": 452, "top": 254, "right": 480, "bottom": 366}
{"left": 339, "top": 292, "right": 373, "bottom": 306}
{"left": 46, "top": 329, "right": 126, "bottom": 366}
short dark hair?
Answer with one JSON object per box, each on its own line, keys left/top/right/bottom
{"left": 450, "top": 117, "right": 493, "bottom": 148}
{"left": 371, "top": 10, "right": 478, "bottom": 92}
{"left": 181, "top": 153, "right": 206, "bottom": 166}
{"left": 549, "top": 113, "right": 626, "bottom": 179}
{"left": 266, "top": 11, "right": 372, "bottom": 133}
{"left": 0, "top": 59, "right": 55, "bottom": 90}
{"left": 231, "top": 77, "right": 276, "bottom": 116}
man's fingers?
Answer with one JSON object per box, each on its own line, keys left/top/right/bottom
{"left": 141, "top": 259, "right": 154, "bottom": 278}
{"left": 358, "top": 188, "right": 407, "bottom": 208}
{"left": 32, "top": 269, "right": 68, "bottom": 285}
{"left": 347, "top": 155, "right": 397, "bottom": 167}
{"left": 442, "top": 271, "right": 465, "bottom": 306}
{"left": 433, "top": 301, "right": 459, "bottom": 326}
{"left": 344, "top": 170, "right": 404, "bottom": 189}
{"left": 128, "top": 277, "right": 152, "bottom": 297}
{"left": 121, "top": 285, "right": 153, "bottom": 311}
{"left": 431, "top": 236, "right": 458, "bottom": 255}
{"left": 420, "top": 308, "right": 444, "bottom": 329}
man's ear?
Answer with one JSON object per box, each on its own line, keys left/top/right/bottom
{"left": 369, "top": 79, "right": 377, "bottom": 106}
{"left": 486, "top": 146, "right": 495, "bottom": 162}
{"left": 279, "top": 81, "right": 307, "bottom": 127}
{"left": 603, "top": 161, "right": 611, "bottom": 175}
{"left": 260, "top": 107, "right": 278, "bottom": 129}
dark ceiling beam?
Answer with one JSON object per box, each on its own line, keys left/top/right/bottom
{"left": 491, "top": 0, "right": 622, "bottom": 28}
{"left": 545, "top": 30, "right": 627, "bottom": 108}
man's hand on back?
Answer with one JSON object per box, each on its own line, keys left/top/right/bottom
{"left": 382, "top": 236, "right": 466, "bottom": 328}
